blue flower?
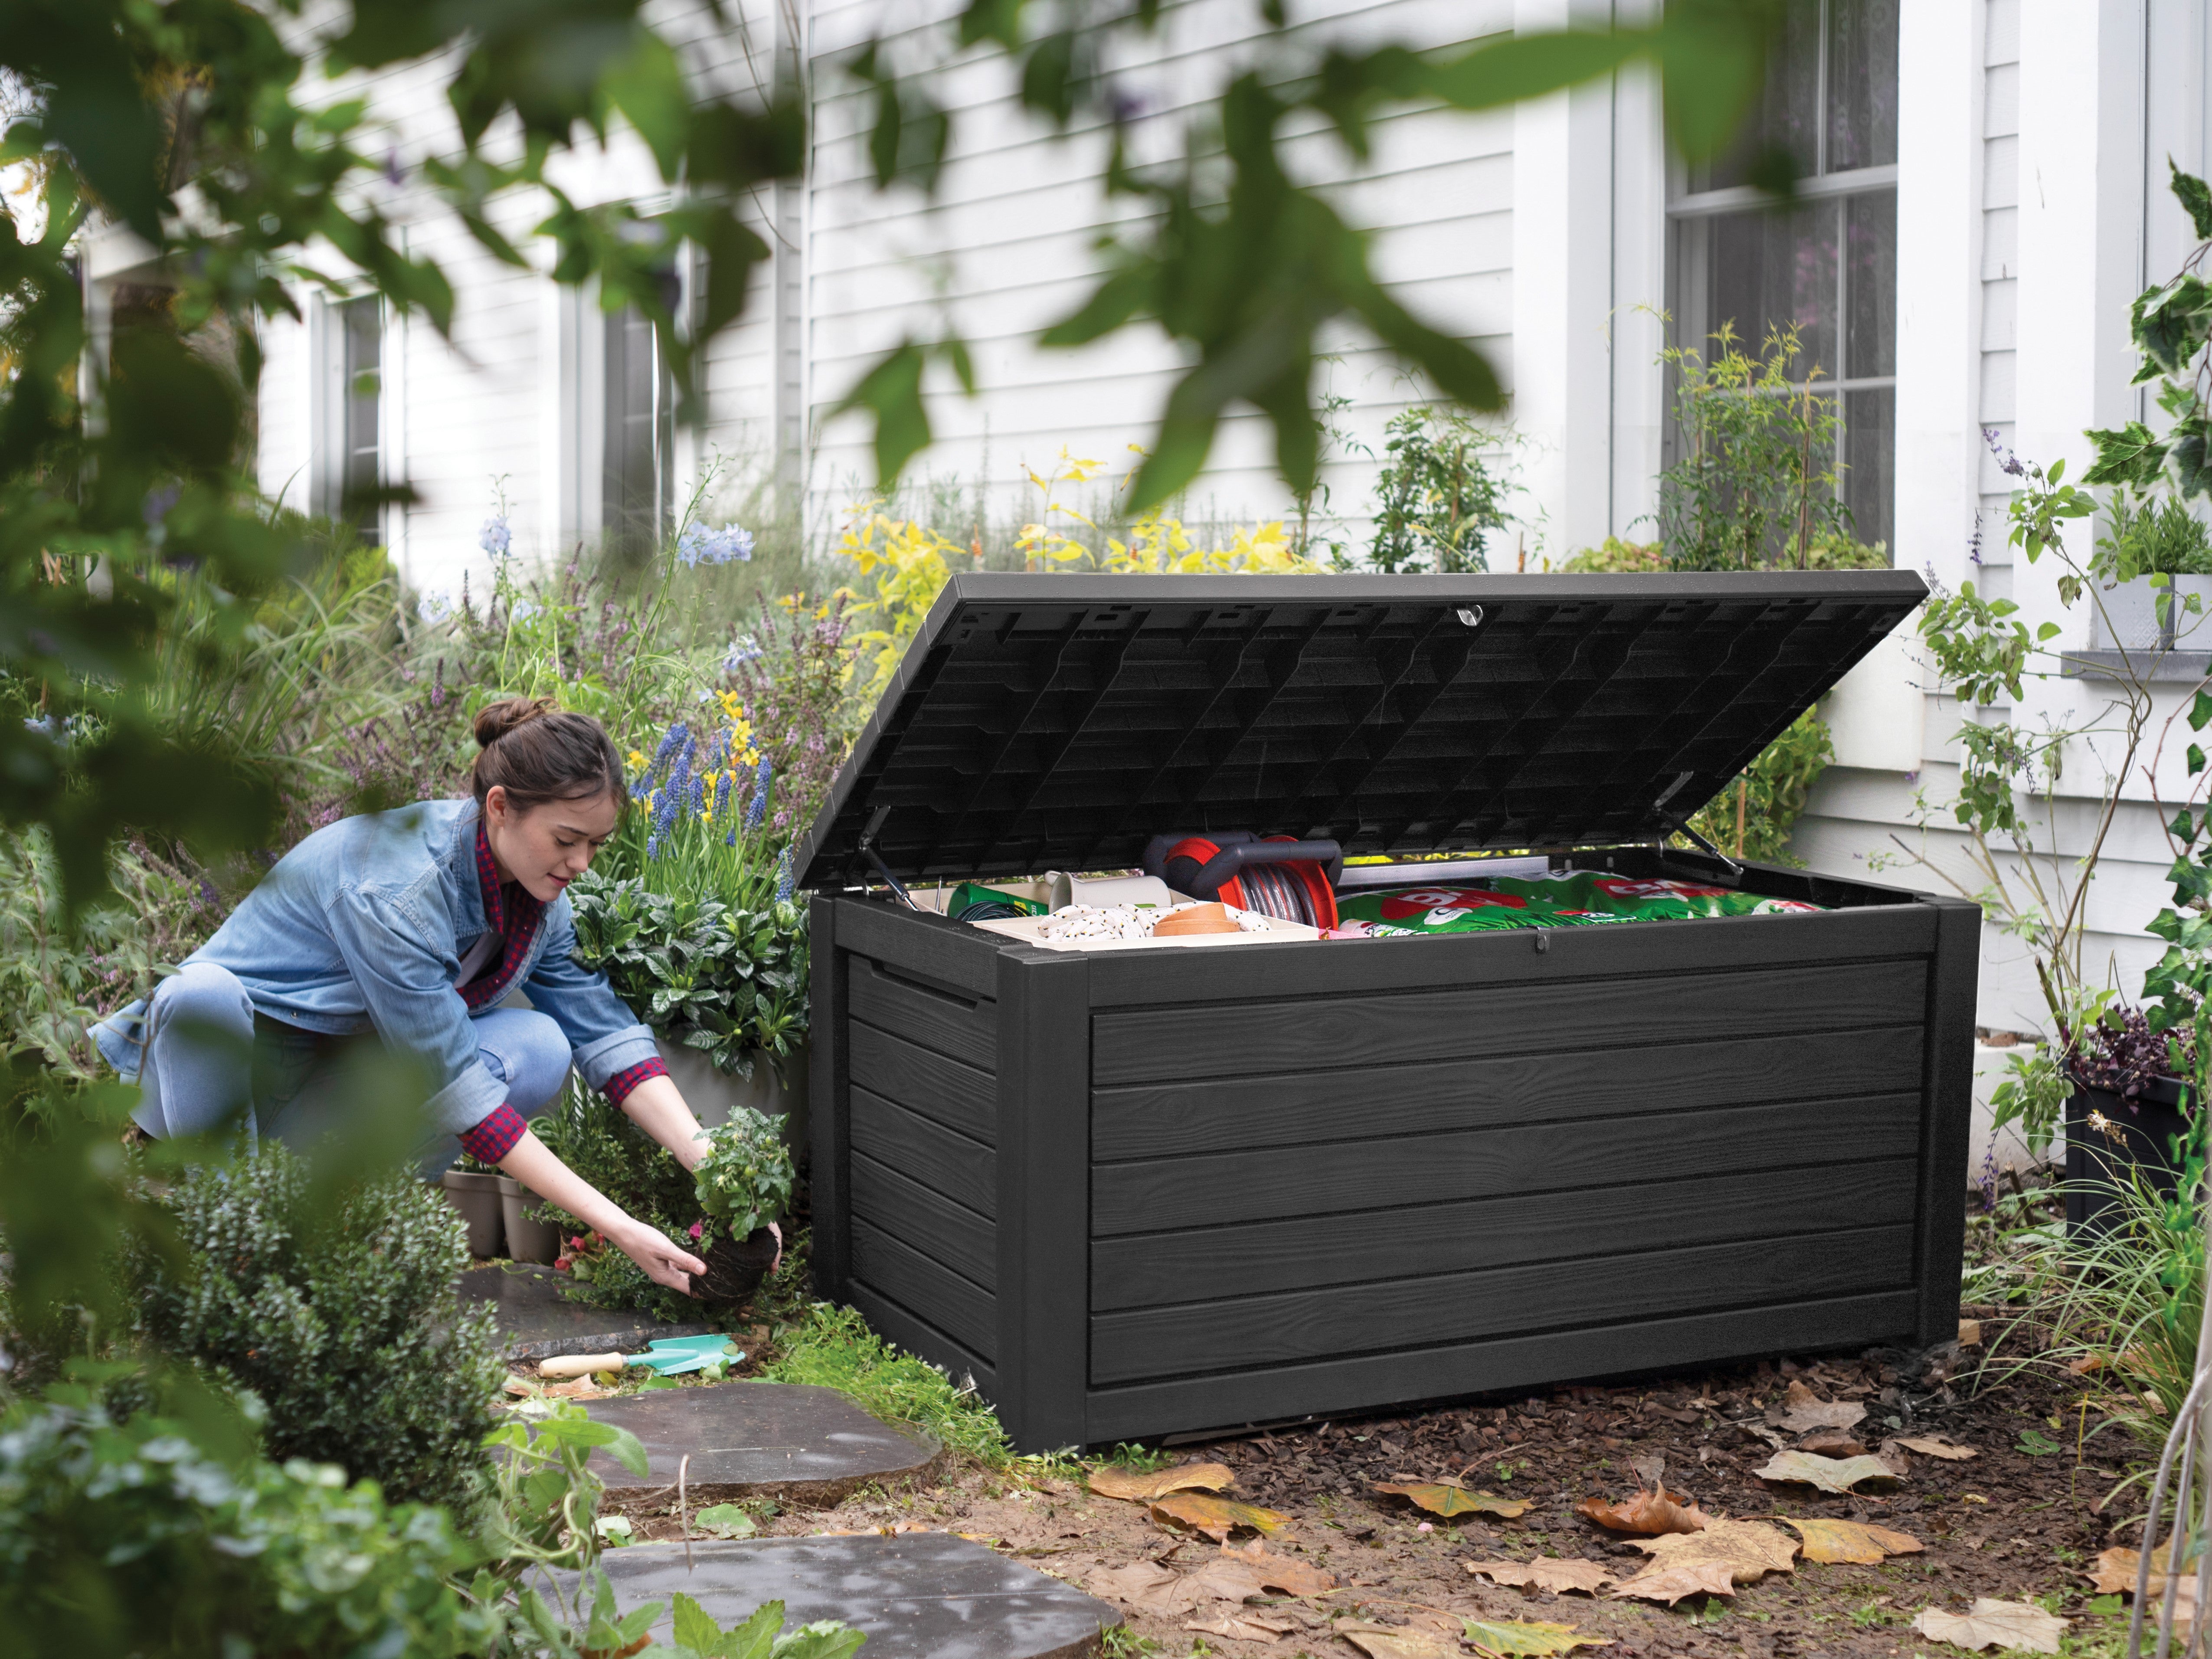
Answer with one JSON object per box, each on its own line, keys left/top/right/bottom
{"left": 722, "top": 637, "right": 762, "bottom": 675}
{"left": 676, "top": 523, "right": 756, "bottom": 567}
{"left": 744, "top": 757, "right": 772, "bottom": 833}
{"left": 480, "top": 515, "right": 513, "bottom": 558}
{"left": 774, "top": 846, "right": 794, "bottom": 902}
{"left": 142, "top": 483, "right": 182, "bottom": 527}
{"left": 652, "top": 721, "right": 687, "bottom": 775}
{"left": 713, "top": 772, "right": 733, "bottom": 819}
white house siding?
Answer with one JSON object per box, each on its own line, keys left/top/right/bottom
{"left": 802, "top": 0, "right": 1531, "bottom": 554}
{"left": 1799, "top": 0, "right": 2212, "bottom": 1109}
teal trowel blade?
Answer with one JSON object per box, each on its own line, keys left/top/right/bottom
{"left": 633, "top": 1334, "right": 743, "bottom": 1374}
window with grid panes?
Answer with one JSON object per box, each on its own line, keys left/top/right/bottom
{"left": 1669, "top": 0, "right": 1897, "bottom": 555}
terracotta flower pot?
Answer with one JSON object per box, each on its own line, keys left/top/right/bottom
{"left": 691, "top": 1224, "right": 780, "bottom": 1305}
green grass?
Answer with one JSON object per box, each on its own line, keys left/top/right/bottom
{"left": 763, "top": 1301, "right": 1015, "bottom": 1468}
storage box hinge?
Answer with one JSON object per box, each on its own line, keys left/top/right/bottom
{"left": 1672, "top": 820, "right": 1745, "bottom": 882}
{"left": 856, "top": 808, "right": 920, "bottom": 909}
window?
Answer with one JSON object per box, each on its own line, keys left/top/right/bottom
{"left": 1669, "top": 0, "right": 1898, "bottom": 554}
{"left": 603, "top": 305, "right": 674, "bottom": 553}
{"left": 336, "top": 294, "right": 382, "bottom": 546}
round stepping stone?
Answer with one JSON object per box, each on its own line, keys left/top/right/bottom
{"left": 585, "top": 1382, "right": 942, "bottom": 1507}
{"left": 456, "top": 1263, "right": 717, "bottom": 1361}
{"left": 581, "top": 1534, "right": 1119, "bottom": 1659}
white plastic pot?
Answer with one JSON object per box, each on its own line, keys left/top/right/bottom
{"left": 655, "top": 1037, "right": 810, "bottom": 1154}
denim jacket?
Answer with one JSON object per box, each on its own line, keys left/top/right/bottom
{"left": 92, "top": 798, "right": 656, "bottom": 1135}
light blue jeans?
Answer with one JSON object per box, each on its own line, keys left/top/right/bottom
{"left": 131, "top": 960, "right": 573, "bottom": 1175}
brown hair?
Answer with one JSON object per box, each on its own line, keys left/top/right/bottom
{"left": 470, "top": 696, "right": 628, "bottom": 813}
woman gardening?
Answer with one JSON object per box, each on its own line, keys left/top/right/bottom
{"left": 93, "top": 696, "right": 763, "bottom": 1295}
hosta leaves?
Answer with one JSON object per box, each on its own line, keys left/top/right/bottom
{"left": 1374, "top": 1481, "right": 1531, "bottom": 1519}
{"left": 1784, "top": 1518, "right": 1923, "bottom": 1564}
{"left": 1459, "top": 1617, "right": 1610, "bottom": 1656}
{"left": 1147, "top": 1492, "right": 1290, "bottom": 1540}
{"left": 1088, "top": 1461, "right": 1233, "bottom": 1502}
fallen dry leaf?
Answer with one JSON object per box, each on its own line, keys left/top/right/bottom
{"left": 1892, "top": 1435, "right": 1977, "bottom": 1461}
{"left": 2087, "top": 1546, "right": 2201, "bottom": 1616}
{"left": 1467, "top": 1558, "right": 1616, "bottom": 1595}
{"left": 1459, "top": 1616, "right": 1610, "bottom": 1656}
{"left": 1337, "top": 1621, "right": 1463, "bottom": 1659}
{"left": 1777, "top": 1379, "right": 1869, "bottom": 1434}
{"left": 1610, "top": 1561, "right": 1740, "bottom": 1605}
{"left": 1797, "top": 1430, "right": 1869, "bottom": 1459}
{"left": 1957, "top": 1318, "right": 1982, "bottom": 1347}
{"left": 1088, "top": 1461, "right": 1234, "bottom": 1502}
{"left": 1911, "top": 1598, "right": 2068, "bottom": 1653}
{"left": 1185, "top": 1612, "right": 1298, "bottom": 1643}
{"left": 1221, "top": 1538, "right": 1335, "bottom": 1597}
{"left": 1785, "top": 1518, "right": 1925, "bottom": 1564}
{"left": 1574, "top": 1486, "right": 1708, "bottom": 1536}
{"left": 1873, "top": 1440, "right": 1915, "bottom": 1477}
{"left": 1149, "top": 1490, "right": 1291, "bottom": 1541}
{"left": 1755, "top": 1450, "right": 1900, "bottom": 1493}
{"left": 1375, "top": 1481, "right": 1532, "bottom": 1520}
{"left": 1086, "top": 1561, "right": 1199, "bottom": 1618}
{"left": 1626, "top": 1518, "right": 1800, "bottom": 1585}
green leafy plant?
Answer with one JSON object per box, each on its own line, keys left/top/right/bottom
{"left": 1367, "top": 408, "right": 1513, "bottom": 574}
{"left": 2099, "top": 492, "right": 2212, "bottom": 580}
{"left": 0, "top": 1392, "right": 500, "bottom": 1659}
{"left": 1656, "top": 323, "right": 1865, "bottom": 572}
{"left": 694, "top": 1109, "right": 798, "bottom": 1245}
{"left": 643, "top": 1592, "right": 867, "bottom": 1659}
{"left": 129, "top": 1144, "right": 506, "bottom": 1515}
{"left": 568, "top": 871, "right": 810, "bottom": 1078}
{"left": 1680, "top": 707, "right": 1835, "bottom": 866}
{"left": 766, "top": 1301, "right": 1013, "bottom": 1469}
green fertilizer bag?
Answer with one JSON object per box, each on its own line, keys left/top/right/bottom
{"left": 1330, "top": 873, "right": 1823, "bottom": 937}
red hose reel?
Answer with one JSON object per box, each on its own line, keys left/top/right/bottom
{"left": 1141, "top": 832, "right": 1342, "bottom": 930}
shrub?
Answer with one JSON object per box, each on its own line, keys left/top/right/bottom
{"left": 1367, "top": 407, "right": 1512, "bottom": 573}
{"left": 1680, "top": 706, "right": 1836, "bottom": 866}
{"left": 0, "top": 1395, "right": 496, "bottom": 1659}
{"left": 567, "top": 870, "right": 810, "bottom": 1077}
{"left": 131, "top": 1145, "right": 505, "bottom": 1514}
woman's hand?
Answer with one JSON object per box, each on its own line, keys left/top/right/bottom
{"left": 496, "top": 1126, "right": 704, "bottom": 1291}
{"left": 612, "top": 1217, "right": 709, "bottom": 1293}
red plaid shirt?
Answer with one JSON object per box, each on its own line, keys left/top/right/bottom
{"left": 455, "top": 827, "right": 665, "bottom": 1164}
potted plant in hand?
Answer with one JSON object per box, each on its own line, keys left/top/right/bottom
{"left": 689, "top": 1106, "right": 795, "bottom": 1304}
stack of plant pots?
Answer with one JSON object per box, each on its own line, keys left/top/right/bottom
{"left": 438, "top": 1168, "right": 560, "bottom": 1263}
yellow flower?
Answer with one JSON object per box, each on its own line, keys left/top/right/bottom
{"left": 627, "top": 749, "right": 648, "bottom": 769}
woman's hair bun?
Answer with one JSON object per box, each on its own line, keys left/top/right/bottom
{"left": 474, "top": 695, "right": 556, "bottom": 750}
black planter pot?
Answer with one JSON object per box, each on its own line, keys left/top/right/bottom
{"left": 691, "top": 1224, "right": 779, "bottom": 1305}
{"left": 2064, "top": 1074, "right": 2194, "bottom": 1236}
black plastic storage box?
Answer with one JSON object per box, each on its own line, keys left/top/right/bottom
{"left": 798, "top": 573, "right": 1977, "bottom": 1453}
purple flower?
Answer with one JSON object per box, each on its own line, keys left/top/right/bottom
{"left": 676, "top": 523, "right": 756, "bottom": 567}
{"left": 775, "top": 846, "right": 795, "bottom": 902}
{"left": 652, "top": 721, "right": 687, "bottom": 774}
{"left": 1982, "top": 426, "right": 2026, "bottom": 479}
{"left": 480, "top": 515, "right": 513, "bottom": 558}
{"left": 713, "top": 772, "right": 732, "bottom": 819}
{"left": 744, "top": 758, "right": 772, "bottom": 833}
{"left": 142, "top": 483, "right": 181, "bottom": 527}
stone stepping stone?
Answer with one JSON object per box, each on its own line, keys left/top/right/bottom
{"left": 584, "top": 1534, "right": 1118, "bottom": 1659}
{"left": 457, "top": 1263, "right": 715, "bottom": 1361}
{"left": 585, "top": 1382, "right": 941, "bottom": 1506}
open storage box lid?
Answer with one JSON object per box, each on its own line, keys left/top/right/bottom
{"left": 795, "top": 571, "right": 1927, "bottom": 889}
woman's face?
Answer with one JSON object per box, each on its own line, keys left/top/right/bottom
{"left": 483, "top": 786, "right": 622, "bottom": 903}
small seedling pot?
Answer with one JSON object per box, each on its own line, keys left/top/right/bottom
{"left": 440, "top": 1169, "right": 506, "bottom": 1259}
{"left": 691, "top": 1224, "right": 780, "bottom": 1305}
{"left": 2064, "top": 1073, "right": 2194, "bottom": 1236}
{"left": 495, "top": 1175, "right": 562, "bottom": 1264}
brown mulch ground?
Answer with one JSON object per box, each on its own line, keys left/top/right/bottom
{"left": 604, "top": 1310, "right": 2147, "bottom": 1659}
